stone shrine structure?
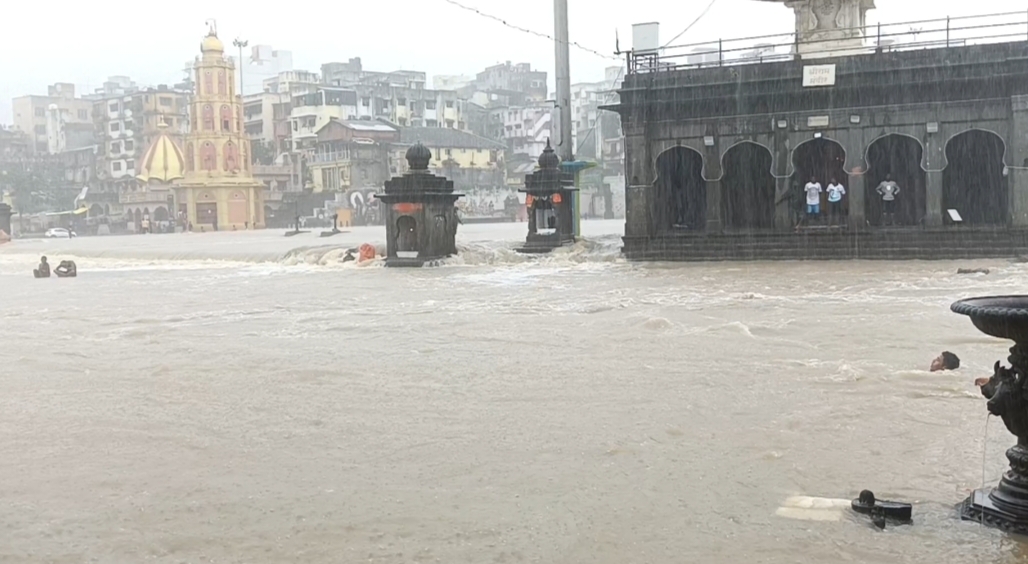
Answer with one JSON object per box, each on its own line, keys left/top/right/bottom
{"left": 135, "top": 119, "right": 186, "bottom": 228}
{"left": 761, "top": 0, "right": 875, "bottom": 58}
{"left": 612, "top": 6, "right": 1028, "bottom": 261}
{"left": 176, "top": 25, "right": 265, "bottom": 230}
{"left": 518, "top": 140, "right": 578, "bottom": 253}
{"left": 376, "top": 143, "right": 463, "bottom": 267}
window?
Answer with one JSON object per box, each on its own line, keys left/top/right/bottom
{"left": 34, "top": 108, "right": 45, "bottom": 117}
{"left": 445, "top": 101, "right": 454, "bottom": 108}
{"left": 159, "top": 97, "right": 172, "bottom": 107}
{"left": 445, "top": 149, "right": 452, "bottom": 157}
{"left": 110, "top": 122, "right": 121, "bottom": 133}
{"left": 126, "top": 160, "right": 135, "bottom": 170}
{"left": 397, "top": 98, "right": 407, "bottom": 106}
{"left": 124, "top": 140, "right": 134, "bottom": 152}
{"left": 361, "top": 97, "right": 370, "bottom": 107}
{"left": 77, "top": 109, "right": 88, "bottom": 120}
{"left": 426, "top": 119, "right": 438, "bottom": 127}
{"left": 111, "top": 141, "right": 121, "bottom": 153}
{"left": 109, "top": 102, "right": 119, "bottom": 113}
{"left": 34, "top": 125, "right": 45, "bottom": 135}
{"left": 112, "top": 162, "right": 122, "bottom": 172}
{"left": 425, "top": 101, "right": 437, "bottom": 110}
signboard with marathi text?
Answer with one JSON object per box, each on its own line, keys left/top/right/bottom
{"left": 803, "top": 64, "right": 837, "bottom": 87}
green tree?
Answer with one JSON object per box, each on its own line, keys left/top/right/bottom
{"left": 2, "top": 158, "right": 64, "bottom": 216}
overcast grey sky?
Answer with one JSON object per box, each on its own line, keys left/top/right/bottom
{"left": 0, "top": 0, "right": 1023, "bottom": 123}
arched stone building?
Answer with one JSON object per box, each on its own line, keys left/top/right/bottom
{"left": 613, "top": 8, "right": 1028, "bottom": 260}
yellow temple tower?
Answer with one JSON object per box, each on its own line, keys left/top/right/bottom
{"left": 176, "top": 25, "right": 265, "bottom": 230}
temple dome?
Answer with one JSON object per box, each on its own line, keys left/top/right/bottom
{"left": 201, "top": 32, "right": 224, "bottom": 54}
{"left": 137, "top": 121, "right": 186, "bottom": 184}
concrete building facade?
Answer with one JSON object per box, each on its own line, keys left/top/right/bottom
{"left": 12, "top": 83, "right": 93, "bottom": 154}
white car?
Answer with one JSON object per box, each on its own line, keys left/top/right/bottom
{"left": 45, "top": 228, "right": 76, "bottom": 238}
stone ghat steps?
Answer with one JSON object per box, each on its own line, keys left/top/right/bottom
{"left": 622, "top": 230, "right": 1028, "bottom": 261}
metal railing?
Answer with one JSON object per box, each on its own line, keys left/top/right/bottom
{"left": 628, "top": 11, "right": 1028, "bottom": 73}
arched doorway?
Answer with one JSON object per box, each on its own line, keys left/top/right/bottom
{"left": 153, "top": 207, "right": 169, "bottom": 222}
{"left": 654, "top": 147, "right": 706, "bottom": 231}
{"left": 865, "top": 135, "right": 926, "bottom": 226}
{"left": 944, "top": 130, "right": 1008, "bottom": 225}
{"left": 721, "top": 142, "right": 775, "bottom": 229}
{"left": 89, "top": 203, "right": 103, "bottom": 217}
{"left": 792, "top": 139, "right": 846, "bottom": 224}
{"left": 396, "top": 215, "right": 417, "bottom": 254}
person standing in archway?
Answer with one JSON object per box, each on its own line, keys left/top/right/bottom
{"left": 826, "top": 177, "right": 846, "bottom": 226}
{"left": 876, "top": 174, "right": 901, "bottom": 226}
{"left": 804, "top": 176, "right": 823, "bottom": 226}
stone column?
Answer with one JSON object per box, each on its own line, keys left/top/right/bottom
{"left": 705, "top": 179, "right": 723, "bottom": 232}
{"left": 1010, "top": 96, "right": 1028, "bottom": 226}
{"left": 624, "top": 133, "right": 652, "bottom": 238}
{"left": 924, "top": 171, "right": 944, "bottom": 227}
{"left": 848, "top": 173, "right": 865, "bottom": 228}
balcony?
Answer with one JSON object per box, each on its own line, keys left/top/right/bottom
{"left": 253, "top": 164, "right": 291, "bottom": 176}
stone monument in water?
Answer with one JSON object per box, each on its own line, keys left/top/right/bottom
{"left": 517, "top": 140, "right": 578, "bottom": 254}
{"left": 375, "top": 142, "right": 463, "bottom": 267}
{"left": 761, "top": 0, "right": 875, "bottom": 58}
{"left": 952, "top": 296, "right": 1028, "bottom": 532}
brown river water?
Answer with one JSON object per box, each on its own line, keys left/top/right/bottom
{"left": 1, "top": 220, "right": 1027, "bottom": 563}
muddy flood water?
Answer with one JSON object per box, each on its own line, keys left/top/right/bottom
{"left": 2, "top": 220, "right": 1027, "bottom": 563}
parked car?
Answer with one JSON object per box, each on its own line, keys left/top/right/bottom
{"left": 45, "top": 228, "right": 76, "bottom": 239}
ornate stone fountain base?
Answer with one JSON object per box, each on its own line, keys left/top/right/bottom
{"left": 952, "top": 296, "right": 1028, "bottom": 534}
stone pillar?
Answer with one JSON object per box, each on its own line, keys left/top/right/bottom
{"left": 624, "top": 133, "right": 652, "bottom": 238}
{"left": 705, "top": 179, "right": 722, "bottom": 232}
{"left": 0, "top": 203, "right": 11, "bottom": 236}
{"left": 1010, "top": 95, "right": 1028, "bottom": 226}
{"left": 774, "top": 176, "right": 792, "bottom": 229}
{"left": 924, "top": 170, "right": 944, "bottom": 227}
{"left": 847, "top": 173, "right": 865, "bottom": 228}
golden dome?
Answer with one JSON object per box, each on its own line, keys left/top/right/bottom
{"left": 137, "top": 121, "right": 186, "bottom": 184}
{"left": 201, "top": 32, "right": 224, "bottom": 53}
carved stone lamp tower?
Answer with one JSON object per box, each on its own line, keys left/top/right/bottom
{"left": 761, "top": 0, "right": 875, "bottom": 59}
{"left": 375, "top": 142, "right": 463, "bottom": 267}
{"left": 517, "top": 140, "right": 578, "bottom": 254}
{"left": 952, "top": 296, "right": 1028, "bottom": 532}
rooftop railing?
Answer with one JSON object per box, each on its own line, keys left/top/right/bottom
{"left": 627, "top": 11, "right": 1028, "bottom": 74}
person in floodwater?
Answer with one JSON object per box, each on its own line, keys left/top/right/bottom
{"left": 930, "top": 351, "right": 960, "bottom": 372}
{"left": 34, "top": 256, "right": 50, "bottom": 278}
{"left": 54, "top": 260, "right": 77, "bottom": 278}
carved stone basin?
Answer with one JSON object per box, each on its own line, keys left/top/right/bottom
{"left": 951, "top": 296, "right": 1028, "bottom": 343}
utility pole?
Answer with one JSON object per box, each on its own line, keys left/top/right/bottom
{"left": 553, "top": 0, "right": 573, "bottom": 162}
{"left": 233, "top": 37, "right": 251, "bottom": 226}
{"left": 233, "top": 38, "right": 249, "bottom": 97}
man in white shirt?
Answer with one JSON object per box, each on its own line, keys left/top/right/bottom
{"left": 826, "top": 177, "right": 846, "bottom": 225}
{"left": 804, "top": 176, "right": 823, "bottom": 223}
{"left": 876, "top": 174, "right": 901, "bottom": 226}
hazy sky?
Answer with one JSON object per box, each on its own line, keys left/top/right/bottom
{"left": 0, "top": 0, "right": 1023, "bottom": 123}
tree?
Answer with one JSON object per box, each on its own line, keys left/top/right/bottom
{"left": 1, "top": 158, "right": 65, "bottom": 216}
{"left": 251, "top": 139, "right": 276, "bottom": 166}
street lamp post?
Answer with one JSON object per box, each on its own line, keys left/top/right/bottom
{"left": 233, "top": 37, "right": 251, "bottom": 227}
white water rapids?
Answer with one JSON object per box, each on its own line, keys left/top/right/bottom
{"left": 1, "top": 220, "right": 1026, "bottom": 563}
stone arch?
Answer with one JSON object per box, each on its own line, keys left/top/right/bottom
{"left": 89, "top": 203, "right": 103, "bottom": 217}
{"left": 200, "top": 142, "right": 217, "bottom": 171}
{"left": 217, "top": 70, "right": 227, "bottom": 95}
{"left": 223, "top": 141, "right": 239, "bottom": 171}
{"left": 133, "top": 208, "right": 142, "bottom": 226}
{"left": 220, "top": 105, "right": 232, "bottom": 132}
{"left": 153, "top": 206, "right": 169, "bottom": 222}
{"left": 202, "top": 105, "right": 215, "bottom": 131}
{"left": 865, "top": 134, "right": 926, "bottom": 226}
{"left": 228, "top": 190, "right": 248, "bottom": 225}
{"left": 720, "top": 141, "right": 776, "bottom": 229}
{"left": 203, "top": 70, "right": 213, "bottom": 96}
{"left": 396, "top": 215, "right": 418, "bottom": 254}
{"left": 654, "top": 146, "right": 706, "bottom": 231}
{"left": 944, "top": 129, "right": 1008, "bottom": 225}
{"left": 790, "top": 137, "right": 847, "bottom": 218}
